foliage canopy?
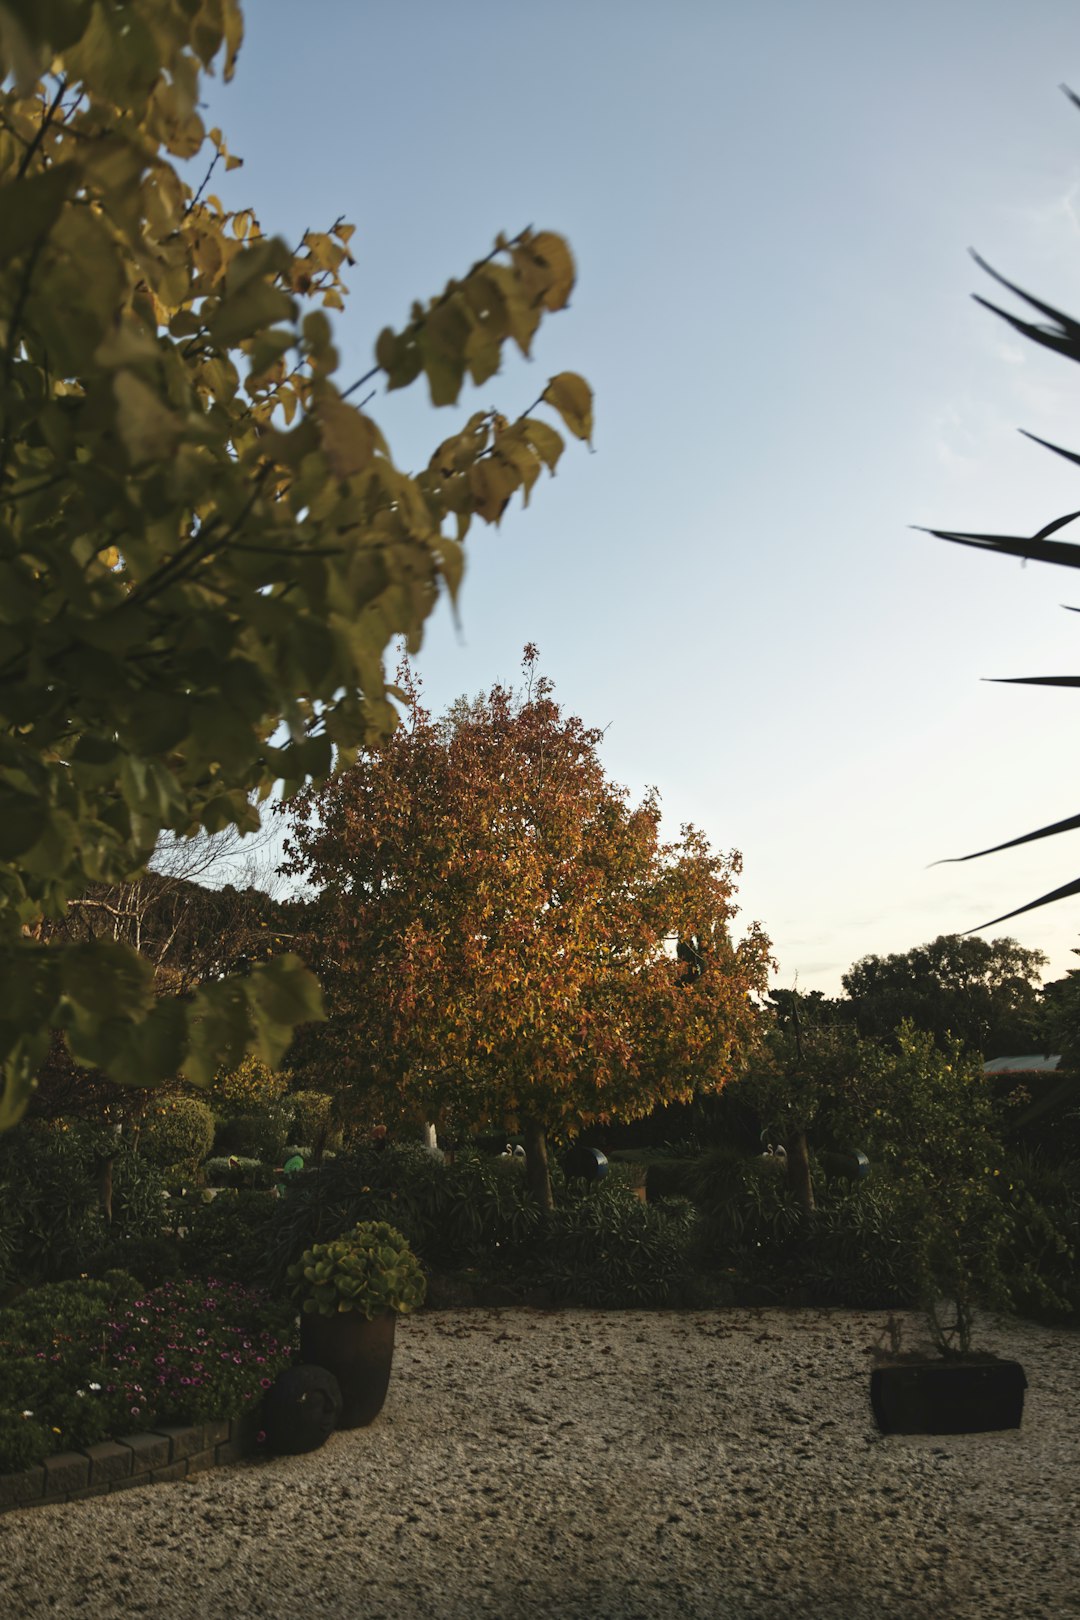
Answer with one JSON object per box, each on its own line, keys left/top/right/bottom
{"left": 0, "top": 0, "right": 591, "bottom": 1127}
{"left": 282, "top": 650, "right": 772, "bottom": 1201}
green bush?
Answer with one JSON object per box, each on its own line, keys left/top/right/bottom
{"left": 995, "top": 1148, "right": 1079, "bottom": 1323}
{"left": 213, "top": 1109, "right": 291, "bottom": 1165}
{"left": 85, "top": 1235, "right": 183, "bottom": 1289}
{"left": 138, "top": 1095, "right": 215, "bottom": 1179}
{"left": 204, "top": 1155, "right": 278, "bottom": 1190}
{"left": 181, "top": 1189, "right": 278, "bottom": 1283}
{"left": 209, "top": 1054, "right": 289, "bottom": 1118}
{"left": 260, "top": 1143, "right": 544, "bottom": 1286}
{"left": 0, "top": 1122, "right": 171, "bottom": 1293}
{"left": 0, "top": 1123, "right": 111, "bottom": 1289}
{"left": 529, "top": 1180, "right": 701, "bottom": 1307}
{"left": 288, "top": 1090, "right": 340, "bottom": 1150}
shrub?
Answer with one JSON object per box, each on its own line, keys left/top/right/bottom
{"left": 530, "top": 1180, "right": 701, "bottom": 1307}
{"left": 181, "top": 1189, "right": 278, "bottom": 1284}
{"left": 204, "top": 1156, "right": 279, "bottom": 1191}
{"left": 0, "top": 1122, "right": 109, "bottom": 1289}
{"left": 85, "top": 1235, "right": 183, "bottom": 1289}
{"left": 214, "top": 1109, "right": 291, "bottom": 1165}
{"left": 209, "top": 1055, "right": 290, "bottom": 1119}
{"left": 138, "top": 1095, "right": 215, "bottom": 1179}
{"left": 289, "top": 1090, "right": 340, "bottom": 1151}
{"left": 261, "top": 1143, "right": 543, "bottom": 1286}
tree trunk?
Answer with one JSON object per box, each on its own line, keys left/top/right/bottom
{"left": 97, "top": 1154, "right": 115, "bottom": 1224}
{"left": 785, "top": 1129, "right": 815, "bottom": 1216}
{"left": 522, "top": 1119, "right": 554, "bottom": 1218}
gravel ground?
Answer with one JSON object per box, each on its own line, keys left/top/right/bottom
{"left": 1, "top": 1306, "right": 1078, "bottom": 1620}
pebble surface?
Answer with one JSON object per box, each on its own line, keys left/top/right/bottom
{"left": 1, "top": 1306, "right": 1078, "bottom": 1619}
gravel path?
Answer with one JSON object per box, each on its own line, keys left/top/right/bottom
{"left": 1, "top": 1306, "right": 1078, "bottom": 1619}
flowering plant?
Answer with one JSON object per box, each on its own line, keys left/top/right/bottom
{"left": 286, "top": 1221, "right": 426, "bottom": 1319}
{"left": 0, "top": 1273, "right": 294, "bottom": 1472}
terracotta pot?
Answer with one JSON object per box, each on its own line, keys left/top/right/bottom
{"left": 299, "top": 1309, "right": 397, "bottom": 1428}
{"left": 870, "top": 1357, "right": 1026, "bottom": 1435}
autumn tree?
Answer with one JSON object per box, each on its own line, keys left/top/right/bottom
{"left": 282, "top": 651, "right": 772, "bottom": 1211}
{"left": 0, "top": 1, "right": 591, "bottom": 1128}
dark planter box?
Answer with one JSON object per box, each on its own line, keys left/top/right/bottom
{"left": 870, "top": 1358, "right": 1026, "bottom": 1435}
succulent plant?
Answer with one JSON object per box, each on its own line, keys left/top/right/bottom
{"left": 285, "top": 1221, "right": 427, "bottom": 1319}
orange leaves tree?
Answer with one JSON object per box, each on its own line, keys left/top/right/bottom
{"left": 282, "top": 650, "right": 772, "bottom": 1210}
{"left": 0, "top": 0, "right": 590, "bottom": 1127}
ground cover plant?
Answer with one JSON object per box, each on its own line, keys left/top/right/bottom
{"left": 0, "top": 1272, "right": 293, "bottom": 1473}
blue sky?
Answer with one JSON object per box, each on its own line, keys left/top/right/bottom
{"left": 201, "top": 0, "right": 1080, "bottom": 995}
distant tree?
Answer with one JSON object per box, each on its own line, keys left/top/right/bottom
{"left": 840, "top": 934, "right": 1047, "bottom": 1058}
{"left": 732, "top": 989, "right": 871, "bottom": 1214}
{"left": 0, "top": 2, "right": 590, "bottom": 1128}
{"left": 282, "top": 651, "right": 772, "bottom": 1211}
{"left": 1038, "top": 950, "right": 1080, "bottom": 1071}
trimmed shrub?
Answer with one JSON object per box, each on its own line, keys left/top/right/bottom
{"left": 209, "top": 1054, "right": 289, "bottom": 1118}
{"left": 204, "top": 1155, "right": 279, "bottom": 1190}
{"left": 214, "top": 1108, "right": 291, "bottom": 1165}
{"left": 289, "top": 1090, "right": 340, "bottom": 1150}
{"left": 138, "top": 1094, "right": 215, "bottom": 1178}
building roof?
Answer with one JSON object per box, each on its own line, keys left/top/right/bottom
{"left": 982, "top": 1054, "right": 1062, "bottom": 1074}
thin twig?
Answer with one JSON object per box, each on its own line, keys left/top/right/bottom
{"left": 16, "top": 78, "right": 67, "bottom": 180}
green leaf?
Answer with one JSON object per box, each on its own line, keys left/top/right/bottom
{"left": 113, "top": 370, "right": 182, "bottom": 465}
{"left": 60, "top": 940, "right": 155, "bottom": 1017}
{"left": 209, "top": 278, "right": 294, "bottom": 347}
{"left": 246, "top": 953, "right": 325, "bottom": 1029}
{"left": 316, "top": 392, "right": 376, "bottom": 479}
{"left": 0, "top": 162, "right": 78, "bottom": 266}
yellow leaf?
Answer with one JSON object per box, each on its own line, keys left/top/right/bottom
{"left": 322, "top": 288, "right": 344, "bottom": 311}
{"left": 529, "top": 231, "right": 576, "bottom": 311}
{"left": 544, "top": 372, "right": 593, "bottom": 444}
{"left": 317, "top": 391, "right": 376, "bottom": 479}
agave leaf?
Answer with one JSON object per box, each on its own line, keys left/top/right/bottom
{"left": 971, "top": 874, "right": 1080, "bottom": 930}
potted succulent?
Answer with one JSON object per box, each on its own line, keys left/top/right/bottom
{"left": 286, "top": 1220, "right": 426, "bottom": 1427}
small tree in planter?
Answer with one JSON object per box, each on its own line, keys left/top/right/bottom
{"left": 867, "top": 1028, "right": 1051, "bottom": 1432}
{"left": 285, "top": 1221, "right": 426, "bottom": 1427}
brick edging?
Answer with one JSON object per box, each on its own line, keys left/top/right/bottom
{"left": 0, "top": 1408, "right": 264, "bottom": 1514}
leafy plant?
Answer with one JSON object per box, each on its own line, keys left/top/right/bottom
{"left": 138, "top": 1094, "right": 215, "bottom": 1178}
{"left": 530, "top": 1179, "right": 701, "bottom": 1308}
{"left": 209, "top": 1056, "right": 290, "bottom": 1120}
{"left": 180, "top": 1188, "right": 277, "bottom": 1283}
{"left": 213, "top": 1109, "right": 290, "bottom": 1165}
{"left": 288, "top": 1090, "right": 340, "bottom": 1152}
{"left": 204, "top": 1155, "right": 278, "bottom": 1190}
{"left": 286, "top": 1221, "right": 426, "bottom": 1319}
{"left": 283, "top": 649, "right": 772, "bottom": 1211}
{"left": 920, "top": 89, "right": 1080, "bottom": 929}
{"left": 0, "top": 0, "right": 591, "bottom": 1131}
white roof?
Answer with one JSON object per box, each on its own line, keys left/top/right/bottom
{"left": 982, "top": 1054, "right": 1062, "bottom": 1074}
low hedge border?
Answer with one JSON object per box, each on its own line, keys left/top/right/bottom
{"left": 0, "top": 1408, "right": 263, "bottom": 1515}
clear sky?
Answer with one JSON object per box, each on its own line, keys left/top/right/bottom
{"left": 199, "top": 0, "right": 1080, "bottom": 996}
